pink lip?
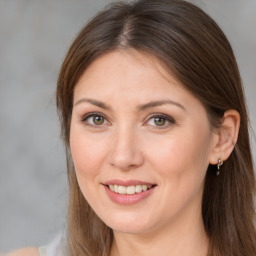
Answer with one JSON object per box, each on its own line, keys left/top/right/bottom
{"left": 103, "top": 180, "right": 156, "bottom": 205}
{"left": 103, "top": 179, "right": 155, "bottom": 186}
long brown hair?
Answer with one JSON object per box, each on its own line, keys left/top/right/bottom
{"left": 56, "top": 0, "right": 256, "bottom": 255}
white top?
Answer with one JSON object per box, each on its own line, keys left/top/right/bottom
{"left": 38, "top": 233, "right": 66, "bottom": 256}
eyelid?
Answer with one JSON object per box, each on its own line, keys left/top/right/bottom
{"left": 80, "top": 112, "right": 175, "bottom": 129}
{"left": 144, "top": 113, "right": 176, "bottom": 128}
{"left": 81, "top": 112, "right": 105, "bottom": 121}
{"left": 81, "top": 112, "right": 110, "bottom": 127}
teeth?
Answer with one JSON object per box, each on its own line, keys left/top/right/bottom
{"left": 118, "top": 185, "right": 126, "bottom": 194}
{"left": 135, "top": 185, "right": 142, "bottom": 193}
{"left": 142, "top": 185, "right": 147, "bottom": 191}
{"left": 127, "top": 186, "right": 135, "bottom": 195}
{"left": 108, "top": 184, "right": 153, "bottom": 194}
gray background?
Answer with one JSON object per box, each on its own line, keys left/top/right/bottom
{"left": 0, "top": 0, "right": 255, "bottom": 253}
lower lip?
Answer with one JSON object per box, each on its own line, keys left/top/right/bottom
{"left": 104, "top": 185, "right": 155, "bottom": 205}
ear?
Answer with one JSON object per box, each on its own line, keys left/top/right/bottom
{"left": 209, "top": 109, "right": 240, "bottom": 165}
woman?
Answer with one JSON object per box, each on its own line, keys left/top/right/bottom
{"left": 10, "top": 0, "right": 256, "bottom": 255}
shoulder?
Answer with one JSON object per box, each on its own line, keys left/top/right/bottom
{"left": 6, "top": 247, "right": 39, "bottom": 256}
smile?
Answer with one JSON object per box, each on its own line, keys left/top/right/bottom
{"left": 108, "top": 184, "right": 153, "bottom": 195}
{"left": 103, "top": 181, "right": 156, "bottom": 205}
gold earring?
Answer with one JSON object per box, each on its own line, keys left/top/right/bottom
{"left": 216, "top": 158, "right": 223, "bottom": 176}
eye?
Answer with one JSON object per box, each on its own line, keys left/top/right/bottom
{"left": 91, "top": 116, "right": 105, "bottom": 125}
{"left": 146, "top": 114, "right": 175, "bottom": 129}
{"left": 82, "top": 113, "right": 108, "bottom": 126}
{"left": 152, "top": 117, "right": 166, "bottom": 126}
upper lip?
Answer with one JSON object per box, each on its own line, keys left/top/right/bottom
{"left": 103, "top": 179, "right": 156, "bottom": 186}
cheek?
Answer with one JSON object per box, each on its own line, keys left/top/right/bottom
{"left": 145, "top": 127, "right": 212, "bottom": 187}
{"left": 147, "top": 135, "right": 208, "bottom": 170}
{"left": 69, "top": 130, "right": 108, "bottom": 208}
{"left": 70, "top": 127, "right": 107, "bottom": 180}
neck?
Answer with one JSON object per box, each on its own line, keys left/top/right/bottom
{"left": 110, "top": 209, "right": 209, "bottom": 256}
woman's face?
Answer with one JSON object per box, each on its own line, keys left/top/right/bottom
{"left": 70, "top": 50, "right": 217, "bottom": 235}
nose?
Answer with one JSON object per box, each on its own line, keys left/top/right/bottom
{"left": 109, "top": 127, "right": 144, "bottom": 171}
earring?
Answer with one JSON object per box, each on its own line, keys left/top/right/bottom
{"left": 216, "top": 158, "right": 223, "bottom": 176}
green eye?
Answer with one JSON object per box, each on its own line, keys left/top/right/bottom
{"left": 92, "top": 116, "right": 105, "bottom": 125}
{"left": 147, "top": 114, "right": 175, "bottom": 129}
{"left": 82, "top": 113, "right": 107, "bottom": 126}
{"left": 154, "top": 117, "right": 166, "bottom": 126}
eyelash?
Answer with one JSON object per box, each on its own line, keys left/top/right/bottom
{"left": 81, "top": 112, "right": 175, "bottom": 129}
{"left": 145, "top": 113, "right": 175, "bottom": 129}
{"left": 81, "top": 112, "right": 109, "bottom": 128}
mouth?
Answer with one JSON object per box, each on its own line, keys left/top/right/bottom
{"left": 103, "top": 181, "right": 157, "bottom": 205}
{"left": 107, "top": 184, "right": 155, "bottom": 195}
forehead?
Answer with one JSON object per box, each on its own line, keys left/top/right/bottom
{"left": 74, "top": 49, "right": 185, "bottom": 98}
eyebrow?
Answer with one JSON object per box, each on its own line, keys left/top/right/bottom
{"left": 74, "top": 98, "right": 111, "bottom": 110}
{"left": 138, "top": 100, "right": 186, "bottom": 112}
{"left": 74, "top": 98, "right": 186, "bottom": 112}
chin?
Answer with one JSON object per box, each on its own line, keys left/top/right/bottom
{"left": 101, "top": 212, "right": 155, "bottom": 235}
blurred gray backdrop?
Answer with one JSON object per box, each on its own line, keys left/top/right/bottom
{"left": 0, "top": 0, "right": 255, "bottom": 253}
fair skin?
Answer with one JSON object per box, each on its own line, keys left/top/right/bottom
{"left": 71, "top": 50, "right": 239, "bottom": 256}
{"left": 9, "top": 50, "right": 240, "bottom": 256}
